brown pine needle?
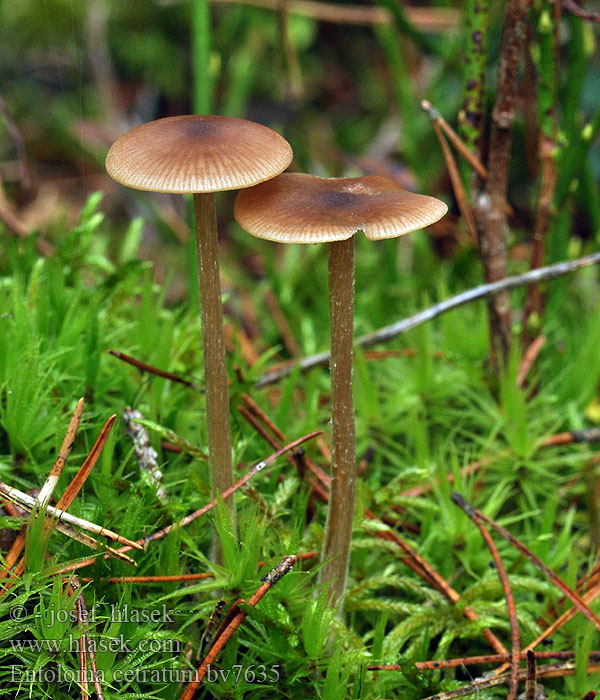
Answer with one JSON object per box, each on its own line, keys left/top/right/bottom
{"left": 517, "top": 335, "right": 546, "bottom": 387}
{"left": 495, "top": 580, "right": 600, "bottom": 676}
{"left": 55, "top": 414, "right": 117, "bottom": 511}
{"left": 451, "top": 493, "right": 600, "bottom": 633}
{"left": 108, "top": 349, "right": 202, "bottom": 390}
{"left": 241, "top": 395, "right": 331, "bottom": 485}
{"left": 398, "top": 425, "right": 600, "bottom": 501}
{"left": 241, "top": 393, "right": 286, "bottom": 442}
{"left": 430, "top": 116, "right": 478, "bottom": 242}
{"left": 39, "top": 397, "right": 85, "bottom": 504}
{"left": 179, "top": 555, "right": 297, "bottom": 699}
{"left": 1, "top": 413, "right": 121, "bottom": 592}
{"left": 0, "top": 399, "right": 85, "bottom": 580}
{"left": 238, "top": 399, "right": 507, "bottom": 655}
{"left": 421, "top": 100, "right": 488, "bottom": 180}
{"left": 452, "top": 499, "right": 520, "bottom": 699}
{"left": 0, "top": 482, "right": 143, "bottom": 550}
{"left": 54, "top": 431, "right": 322, "bottom": 574}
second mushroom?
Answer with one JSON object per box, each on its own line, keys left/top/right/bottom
{"left": 234, "top": 173, "right": 447, "bottom": 606}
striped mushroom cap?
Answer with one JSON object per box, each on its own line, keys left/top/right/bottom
{"left": 234, "top": 173, "right": 448, "bottom": 243}
{"left": 105, "top": 115, "right": 293, "bottom": 194}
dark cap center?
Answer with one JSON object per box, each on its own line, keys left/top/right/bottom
{"left": 182, "top": 119, "right": 219, "bottom": 140}
{"left": 321, "top": 191, "right": 360, "bottom": 209}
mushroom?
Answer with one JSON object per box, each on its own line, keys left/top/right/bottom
{"left": 106, "top": 115, "right": 293, "bottom": 513}
{"left": 234, "top": 173, "right": 447, "bottom": 605}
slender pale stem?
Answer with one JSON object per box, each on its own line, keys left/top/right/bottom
{"left": 319, "top": 236, "right": 356, "bottom": 606}
{"left": 193, "top": 193, "right": 234, "bottom": 511}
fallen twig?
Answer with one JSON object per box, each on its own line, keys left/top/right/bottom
{"left": 256, "top": 252, "right": 600, "bottom": 386}
{"left": 561, "top": 0, "right": 600, "bottom": 22}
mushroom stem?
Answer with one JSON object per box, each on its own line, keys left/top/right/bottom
{"left": 193, "top": 192, "right": 234, "bottom": 511}
{"left": 319, "top": 235, "right": 356, "bottom": 607}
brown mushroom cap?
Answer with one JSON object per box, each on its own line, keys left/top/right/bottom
{"left": 234, "top": 173, "right": 448, "bottom": 243}
{"left": 105, "top": 115, "right": 293, "bottom": 194}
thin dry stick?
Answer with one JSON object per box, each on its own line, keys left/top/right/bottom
{"left": 561, "top": 0, "right": 600, "bottom": 23}
{"left": 451, "top": 492, "right": 600, "bottom": 631}
{"left": 525, "top": 649, "right": 536, "bottom": 700}
{"left": 454, "top": 503, "right": 520, "bottom": 699}
{"left": 108, "top": 350, "right": 202, "bottom": 390}
{"left": 256, "top": 251, "right": 600, "bottom": 386}
{"left": 0, "top": 504, "right": 136, "bottom": 571}
{"left": 368, "top": 649, "right": 584, "bottom": 671}
{"left": 49, "top": 519, "right": 137, "bottom": 564}
{"left": 54, "top": 432, "right": 322, "bottom": 574}
{"left": 179, "top": 555, "right": 297, "bottom": 699}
